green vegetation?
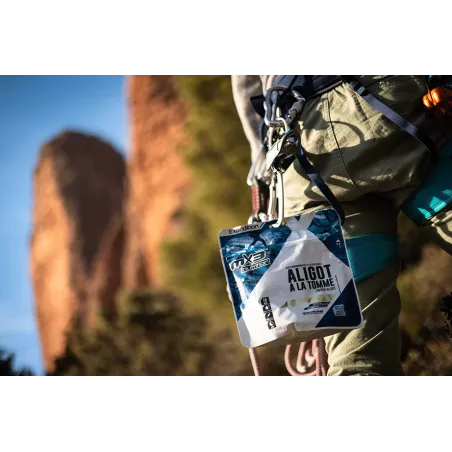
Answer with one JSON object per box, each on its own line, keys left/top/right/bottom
{"left": 396, "top": 229, "right": 452, "bottom": 375}
{"left": 0, "top": 346, "right": 33, "bottom": 376}
{"left": 160, "top": 76, "right": 251, "bottom": 315}
{"left": 51, "top": 289, "right": 254, "bottom": 376}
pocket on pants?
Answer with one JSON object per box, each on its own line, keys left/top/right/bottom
{"left": 283, "top": 92, "right": 363, "bottom": 216}
{"left": 327, "top": 78, "right": 430, "bottom": 198}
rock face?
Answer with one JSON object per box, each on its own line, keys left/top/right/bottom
{"left": 123, "top": 75, "right": 190, "bottom": 287}
{"left": 30, "top": 131, "right": 126, "bottom": 372}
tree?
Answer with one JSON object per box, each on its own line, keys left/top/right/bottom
{"left": 51, "top": 289, "right": 254, "bottom": 376}
{"left": 0, "top": 347, "right": 33, "bottom": 376}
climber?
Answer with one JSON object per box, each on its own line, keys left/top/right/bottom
{"left": 231, "top": 75, "right": 452, "bottom": 376}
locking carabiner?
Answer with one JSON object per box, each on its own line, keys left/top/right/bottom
{"left": 267, "top": 128, "right": 300, "bottom": 173}
{"left": 263, "top": 86, "right": 289, "bottom": 129}
{"left": 286, "top": 89, "right": 306, "bottom": 126}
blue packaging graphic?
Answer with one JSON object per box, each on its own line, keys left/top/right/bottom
{"left": 218, "top": 208, "right": 363, "bottom": 348}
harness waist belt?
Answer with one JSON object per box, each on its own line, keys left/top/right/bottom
{"left": 273, "top": 75, "right": 343, "bottom": 97}
{"left": 250, "top": 75, "right": 342, "bottom": 118}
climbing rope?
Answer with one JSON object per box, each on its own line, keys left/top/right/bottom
{"left": 249, "top": 339, "right": 328, "bottom": 376}
{"left": 249, "top": 348, "right": 261, "bottom": 376}
{"left": 284, "top": 339, "right": 328, "bottom": 376}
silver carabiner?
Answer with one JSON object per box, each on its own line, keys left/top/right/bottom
{"left": 276, "top": 117, "right": 289, "bottom": 133}
{"left": 267, "top": 172, "right": 278, "bottom": 220}
{"left": 273, "top": 170, "right": 285, "bottom": 228}
{"left": 265, "top": 121, "right": 298, "bottom": 172}
{"left": 263, "top": 86, "right": 288, "bottom": 129}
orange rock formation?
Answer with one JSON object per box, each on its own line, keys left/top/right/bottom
{"left": 30, "top": 131, "right": 126, "bottom": 371}
{"left": 123, "top": 75, "right": 190, "bottom": 287}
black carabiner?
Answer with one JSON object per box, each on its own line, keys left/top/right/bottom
{"left": 272, "top": 129, "right": 300, "bottom": 173}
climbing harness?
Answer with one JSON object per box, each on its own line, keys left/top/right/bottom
{"left": 227, "top": 75, "right": 451, "bottom": 376}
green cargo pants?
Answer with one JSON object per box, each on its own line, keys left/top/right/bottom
{"left": 232, "top": 75, "right": 452, "bottom": 375}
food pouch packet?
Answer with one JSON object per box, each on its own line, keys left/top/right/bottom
{"left": 218, "top": 208, "right": 363, "bottom": 348}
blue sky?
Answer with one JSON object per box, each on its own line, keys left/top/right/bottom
{"left": 0, "top": 75, "right": 127, "bottom": 375}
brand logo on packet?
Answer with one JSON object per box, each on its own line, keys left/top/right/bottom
{"left": 228, "top": 224, "right": 262, "bottom": 235}
{"left": 229, "top": 250, "right": 270, "bottom": 273}
{"left": 261, "top": 297, "right": 276, "bottom": 329}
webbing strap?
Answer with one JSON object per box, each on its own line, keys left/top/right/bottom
{"left": 402, "top": 140, "right": 452, "bottom": 224}
{"left": 346, "top": 234, "right": 399, "bottom": 282}
{"left": 338, "top": 75, "right": 436, "bottom": 153}
{"left": 295, "top": 143, "right": 346, "bottom": 223}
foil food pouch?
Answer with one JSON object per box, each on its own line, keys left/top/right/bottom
{"left": 218, "top": 209, "right": 362, "bottom": 348}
